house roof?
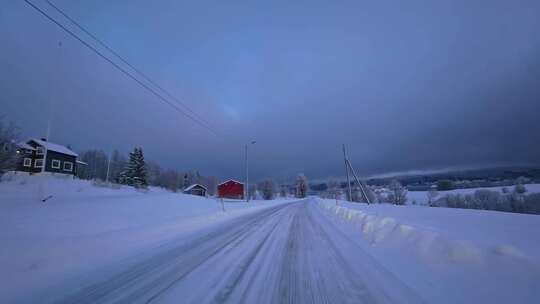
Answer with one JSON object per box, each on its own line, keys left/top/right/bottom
{"left": 28, "top": 138, "right": 78, "bottom": 157}
{"left": 218, "top": 179, "right": 244, "bottom": 186}
{"left": 17, "top": 142, "right": 36, "bottom": 151}
{"left": 183, "top": 184, "right": 207, "bottom": 192}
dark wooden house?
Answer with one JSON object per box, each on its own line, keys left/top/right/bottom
{"left": 15, "top": 138, "right": 78, "bottom": 176}
{"left": 218, "top": 179, "right": 244, "bottom": 200}
{"left": 183, "top": 184, "right": 207, "bottom": 197}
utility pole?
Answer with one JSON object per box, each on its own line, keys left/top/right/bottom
{"left": 42, "top": 113, "right": 51, "bottom": 174}
{"left": 105, "top": 151, "right": 111, "bottom": 183}
{"left": 343, "top": 144, "right": 352, "bottom": 202}
{"left": 39, "top": 41, "right": 61, "bottom": 202}
{"left": 42, "top": 42, "right": 61, "bottom": 173}
{"left": 245, "top": 144, "right": 248, "bottom": 202}
{"left": 245, "top": 141, "right": 256, "bottom": 202}
{"left": 342, "top": 144, "right": 371, "bottom": 204}
{"left": 347, "top": 159, "right": 370, "bottom": 204}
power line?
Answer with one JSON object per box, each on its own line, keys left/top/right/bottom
{"left": 23, "top": 0, "right": 220, "bottom": 137}
{"left": 44, "top": 0, "right": 214, "bottom": 130}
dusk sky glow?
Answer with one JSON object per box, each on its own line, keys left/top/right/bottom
{"left": 1, "top": 0, "right": 539, "bottom": 181}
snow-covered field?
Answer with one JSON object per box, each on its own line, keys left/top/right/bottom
{"left": 0, "top": 174, "right": 293, "bottom": 303}
{"left": 2, "top": 174, "right": 540, "bottom": 303}
{"left": 319, "top": 198, "right": 540, "bottom": 303}
{"left": 406, "top": 183, "right": 540, "bottom": 205}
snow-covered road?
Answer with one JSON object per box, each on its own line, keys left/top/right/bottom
{"left": 41, "top": 199, "right": 422, "bottom": 304}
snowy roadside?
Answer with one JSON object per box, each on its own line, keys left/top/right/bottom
{"left": 0, "top": 174, "right": 295, "bottom": 303}
{"left": 317, "top": 198, "right": 540, "bottom": 304}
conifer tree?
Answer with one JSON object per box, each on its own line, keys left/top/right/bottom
{"left": 120, "top": 147, "right": 147, "bottom": 188}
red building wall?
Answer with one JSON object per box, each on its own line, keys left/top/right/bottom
{"left": 218, "top": 180, "right": 244, "bottom": 199}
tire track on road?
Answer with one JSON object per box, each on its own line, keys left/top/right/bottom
{"left": 52, "top": 202, "right": 299, "bottom": 304}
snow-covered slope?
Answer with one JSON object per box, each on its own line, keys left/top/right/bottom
{"left": 319, "top": 199, "right": 540, "bottom": 303}
{"left": 0, "top": 174, "right": 292, "bottom": 303}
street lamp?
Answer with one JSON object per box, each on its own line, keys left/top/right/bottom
{"left": 245, "top": 140, "right": 256, "bottom": 202}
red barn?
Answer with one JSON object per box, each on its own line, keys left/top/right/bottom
{"left": 218, "top": 179, "right": 244, "bottom": 200}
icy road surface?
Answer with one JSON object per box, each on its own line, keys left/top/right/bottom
{"left": 47, "top": 199, "right": 422, "bottom": 304}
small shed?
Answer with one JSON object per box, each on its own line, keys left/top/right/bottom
{"left": 218, "top": 179, "right": 244, "bottom": 199}
{"left": 183, "top": 184, "right": 207, "bottom": 197}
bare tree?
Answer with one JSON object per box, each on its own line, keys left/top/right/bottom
{"left": 279, "top": 185, "right": 288, "bottom": 198}
{"left": 427, "top": 188, "right": 439, "bottom": 206}
{"left": 363, "top": 186, "right": 377, "bottom": 203}
{"left": 145, "top": 161, "right": 162, "bottom": 186}
{"left": 109, "top": 150, "right": 127, "bottom": 183}
{"left": 326, "top": 179, "right": 340, "bottom": 199}
{"left": 0, "top": 117, "right": 19, "bottom": 174}
{"left": 183, "top": 170, "right": 202, "bottom": 189}
{"left": 154, "top": 169, "right": 181, "bottom": 191}
{"left": 248, "top": 183, "right": 258, "bottom": 200}
{"left": 295, "top": 174, "right": 309, "bottom": 198}
{"left": 350, "top": 186, "right": 362, "bottom": 202}
{"left": 514, "top": 183, "right": 527, "bottom": 195}
{"left": 388, "top": 179, "right": 407, "bottom": 205}
{"left": 259, "top": 180, "right": 276, "bottom": 200}
{"left": 516, "top": 176, "right": 529, "bottom": 185}
{"left": 79, "top": 150, "right": 108, "bottom": 180}
{"left": 204, "top": 176, "right": 218, "bottom": 196}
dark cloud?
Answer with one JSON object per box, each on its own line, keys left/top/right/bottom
{"left": 1, "top": 0, "right": 539, "bottom": 181}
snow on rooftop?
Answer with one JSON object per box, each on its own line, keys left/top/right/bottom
{"left": 184, "top": 184, "right": 207, "bottom": 192}
{"left": 17, "top": 142, "right": 35, "bottom": 150}
{"left": 218, "top": 179, "right": 244, "bottom": 186}
{"left": 28, "top": 138, "right": 78, "bottom": 157}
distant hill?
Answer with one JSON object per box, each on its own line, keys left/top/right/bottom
{"left": 310, "top": 166, "right": 540, "bottom": 191}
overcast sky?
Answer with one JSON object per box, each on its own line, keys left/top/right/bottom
{"left": 1, "top": 0, "right": 539, "bottom": 182}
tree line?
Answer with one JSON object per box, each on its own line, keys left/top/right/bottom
{"left": 0, "top": 116, "right": 19, "bottom": 173}
{"left": 244, "top": 173, "right": 309, "bottom": 200}
{"left": 0, "top": 116, "right": 219, "bottom": 193}
{"left": 428, "top": 181, "right": 540, "bottom": 214}
{"left": 78, "top": 147, "right": 219, "bottom": 194}
{"left": 2, "top": 116, "right": 313, "bottom": 199}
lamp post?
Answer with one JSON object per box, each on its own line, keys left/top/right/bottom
{"left": 245, "top": 141, "right": 256, "bottom": 202}
{"left": 38, "top": 41, "right": 61, "bottom": 202}
{"left": 42, "top": 41, "right": 62, "bottom": 173}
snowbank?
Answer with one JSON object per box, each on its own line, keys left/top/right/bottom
{"left": 0, "top": 174, "right": 293, "bottom": 303}
{"left": 319, "top": 201, "right": 540, "bottom": 263}
{"left": 318, "top": 199, "right": 540, "bottom": 303}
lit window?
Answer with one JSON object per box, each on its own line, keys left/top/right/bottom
{"left": 23, "top": 158, "right": 32, "bottom": 167}
{"left": 51, "top": 159, "right": 61, "bottom": 169}
{"left": 35, "top": 159, "right": 44, "bottom": 168}
{"left": 63, "top": 162, "right": 73, "bottom": 172}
